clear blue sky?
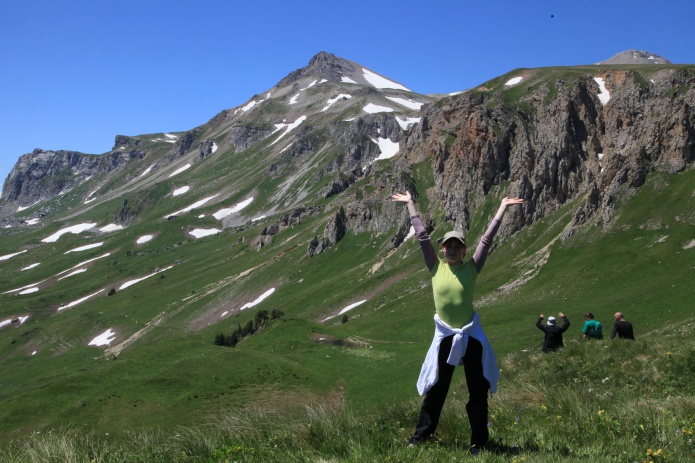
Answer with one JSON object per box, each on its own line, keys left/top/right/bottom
{"left": 1, "top": 0, "right": 693, "bottom": 190}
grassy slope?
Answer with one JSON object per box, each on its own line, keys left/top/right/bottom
{"left": 2, "top": 163, "right": 692, "bottom": 442}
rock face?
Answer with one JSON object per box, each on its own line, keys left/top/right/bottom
{"left": 1, "top": 148, "right": 129, "bottom": 205}
{"left": 307, "top": 206, "right": 348, "bottom": 257}
{"left": 410, "top": 67, "right": 695, "bottom": 237}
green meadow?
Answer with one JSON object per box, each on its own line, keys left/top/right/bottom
{"left": 1, "top": 158, "right": 694, "bottom": 462}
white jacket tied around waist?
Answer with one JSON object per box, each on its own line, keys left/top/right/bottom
{"left": 417, "top": 312, "right": 500, "bottom": 396}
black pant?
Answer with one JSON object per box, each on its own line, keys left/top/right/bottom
{"left": 411, "top": 335, "right": 490, "bottom": 448}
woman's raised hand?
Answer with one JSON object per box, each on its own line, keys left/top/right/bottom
{"left": 391, "top": 192, "right": 412, "bottom": 203}
{"left": 501, "top": 197, "right": 524, "bottom": 207}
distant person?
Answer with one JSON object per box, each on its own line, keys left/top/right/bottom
{"left": 536, "top": 313, "right": 570, "bottom": 353}
{"left": 610, "top": 312, "right": 635, "bottom": 340}
{"left": 582, "top": 312, "right": 603, "bottom": 340}
{"left": 392, "top": 190, "right": 523, "bottom": 454}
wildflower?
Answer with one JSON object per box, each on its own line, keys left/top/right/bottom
{"left": 540, "top": 405, "right": 547, "bottom": 411}
{"left": 556, "top": 415, "right": 562, "bottom": 420}
{"left": 598, "top": 410, "right": 606, "bottom": 416}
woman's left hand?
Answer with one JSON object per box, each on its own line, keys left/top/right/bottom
{"left": 501, "top": 197, "right": 524, "bottom": 207}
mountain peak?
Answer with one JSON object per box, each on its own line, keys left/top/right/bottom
{"left": 275, "top": 52, "right": 410, "bottom": 92}
{"left": 598, "top": 49, "right": 672, "bottom": 65}
{"left": 276, "top": 51, "right": 359, "bottom": 88}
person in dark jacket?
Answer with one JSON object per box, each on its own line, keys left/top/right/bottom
{"left": 536, "top": 313, "right": 570, "bottom": 353}
{"left": 610, "top": 312, "right": 635, "bottom": 339}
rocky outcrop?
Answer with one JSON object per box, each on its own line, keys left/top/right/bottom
{"left": 1, "top": 149, "right": 129, "bottom": 205}
{"left": 252, "top": 206, "right": 322, "bottom": 251}
{"left": 229, "top": 124, "right": 273, "bottom": 152}
{"left": 410, "top": 68, "right": 695, "bottom": 237}
{"left": 307, "top": 206, "right": 347, "bottom": 257}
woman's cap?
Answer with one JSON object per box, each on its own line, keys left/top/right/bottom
{"left": 547, "top": 316, "right": 556, "bottom": 325}
{"left": 437, "top": 231, "right": 466, "bottom": 245}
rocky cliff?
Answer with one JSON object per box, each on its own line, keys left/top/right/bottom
{"left": 1, "top": 148, "right": 131, "bottom": 206}
{"left": 407, "top": 67, "right": 695, "bottom": 237}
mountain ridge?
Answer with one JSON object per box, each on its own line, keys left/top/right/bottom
{"left": 0, "top": 50, "right": 693, "bottom": 441}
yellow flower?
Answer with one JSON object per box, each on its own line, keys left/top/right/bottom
{"left": 540, "top": 405, "right": 547, "bottom": 411}
{"left": 598, "top": 410, "right": 606, "bottom": 416}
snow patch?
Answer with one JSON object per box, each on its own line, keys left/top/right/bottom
{"left": 0, "top": 250, "right": 27, "bottom": 261}
{"left": 363, "top": 103, "right": 394, "bottom": 114}
{"left": 57, "top": 268, "right": 88, "bottom": 281}
{"left": 119, "top": 266, "right": 173, "bottom": 290}
{"left": 240, "top": 288, "right": 275, "bottom": 310}
{"left": 322, "top": 299, "right": 368, "bottom": 322}
{"left": 169, "top": 164, "right": 191, "bottom": 178}
{"left": 371, "top": 137, "right": 400, "bottom": 160}
{"left": 140, "top": 165, "right": 154, "bottom": 177}
{"left": 322, "top": 94, "right": 352, "bottom": 112}
{"left": 395, "top": 116, "right": 421, "bottom": 130}
{"left": 60, "top": 289, "right": 105, "bottom": 310}
{"left": 189, "top": 228, "right": 220, "bottom": 238}
{"left": 100, "top": 224, "right": 124, "bottom": 233}
{"left": 65, "top": 242, "right": 104, "bottom": 254}
{"left": 594, "top": 77, "right": 611, "bottom": 105}
{"left": 17, "top": 200, "right": 42, "bottom": 212}
{"left": 173, "top": 186, "right": 190, "bottom": 196}
{"left": 341, "top": 76, "right": 357, "bottom": 84}
{"left": 18, "top": 287, "right": 39, "bottom": 295}
{"left": 362, "top": 68, "right": 409, "bottom": 91}
{"left": 271, "top": 115, "right": 307, "bottom": 145}
{"left": 42, "top": 223, "right": 97, "bottom": 243}
{"left": 137, "top": 235, "right": 154, "bottom": 244}
{"left": 385, "top": 96, "right": 423, "bottom": 110}
{"left": 505, "top": 76, "right": 523, "bottom": 86}
{"left": 89, "top": 329, "right": 116, "bottom": 346}
{"left": 166, "top": 194, "right": 219, "bottom": 217}
{"left": 213, "top": 197, "right": 254, "bottom": 220}
{"left": 21, "top": 263, "right": 40, "bottom": 271}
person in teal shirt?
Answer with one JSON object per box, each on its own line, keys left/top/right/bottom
{"left": 392, "top": 190, "right": 523, "bottom": 454}
{"left": 582, "top": 312, "right": 604, "bottom": 340}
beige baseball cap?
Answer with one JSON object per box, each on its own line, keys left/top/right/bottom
{"left": 437, "top": 230, "right": 466, "bottom": 245}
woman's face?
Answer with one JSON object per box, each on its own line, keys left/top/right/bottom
{"left": 441, "top": 239, "right": 466, "bottom": 265}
